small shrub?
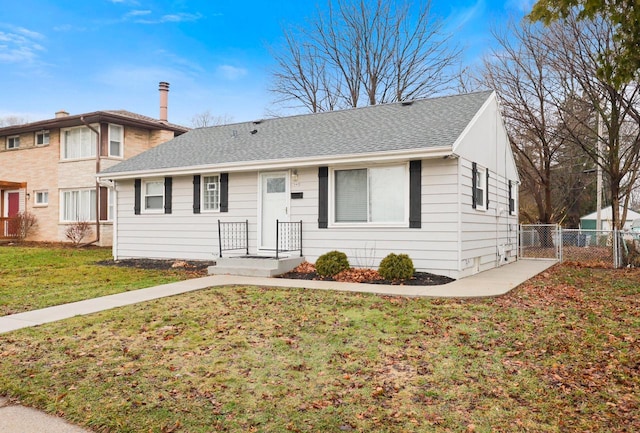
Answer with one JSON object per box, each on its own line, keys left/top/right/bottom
{"left": 378, "top": 253, "right": 415, "bottom": 281}
{"left": 315, "top": 250, "right": 350, "bottom": 277}
{"left": 65, "top": 221, "right": 93, "bottom": 246}
{"left": 9, "top": 211, "right": 38, "bottom": 241}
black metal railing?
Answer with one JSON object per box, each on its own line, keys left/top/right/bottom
{"left": 276, "top": 220, "right": 303, "bottom": 259}
{"left": 218, "top": 220, "right": 249, "bottom": 258}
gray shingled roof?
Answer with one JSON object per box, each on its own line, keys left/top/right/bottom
{"left": 101, "top": 91, "right": 492, "bottom": 176}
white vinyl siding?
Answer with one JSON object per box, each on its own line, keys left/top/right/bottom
{"left": 114, "top": 173, "right": 257, "bottom": 261}
{"left": 62, "top": 126, "right": 97, "bottom": 160}
{"left": 144, "top": 180, "right": 164, "bottom": 212}
{"left": 203, "top": 175, "right": 220, "bottom": 211}
{"left": 333, "top": 165, "right": 406, "bottom": 225}
{"left": 112, "top": 165, "right": 462, "bottom": 277}
{"left": 61, "top": 189, "right": 96, "bottom": 222}
{"left": 108, "top": 124, "right": 123, "bottom": 157}
{"left": 460, "top": 158, "right": 518, "bottom": 277}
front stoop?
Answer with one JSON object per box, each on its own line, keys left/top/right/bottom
{"left": 208, "top": 256, "right": 305, "bottom": 277}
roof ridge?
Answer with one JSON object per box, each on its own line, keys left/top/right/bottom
{"left": 198, "top": 90, "right": 494, "bottom": 130}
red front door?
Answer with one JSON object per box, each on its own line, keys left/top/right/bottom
{"left": 6, "top": 192, "right": 20, "bottom": 236}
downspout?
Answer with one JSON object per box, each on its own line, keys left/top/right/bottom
{"left": 80, "top": 116, "right": 100, "bottom": 247}
{"left": 496, "top": 103, "right": 500, "bottom": 266}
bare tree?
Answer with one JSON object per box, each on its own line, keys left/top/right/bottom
{"left": 270, "top": 0, "right": 461, "bottom": 112}
{"left": 0, "top": 116, "right": 29, "bottom": 127}
{"left": 483, "top": 15, "right": 640, "bottom": 230}
{"left": 544, "top": 14, "right": 640, "bottom": 229}
{"left": 271, "top": 29, "right": 340, "bottom": 113}
{"left": 482, "top": 21, "right": 569, "bottom": 225}
{"left": 190, "top": 110, "right": 234, "bottom": 128}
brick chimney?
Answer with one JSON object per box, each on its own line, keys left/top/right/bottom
{"left": 55, "top": 110, "right": 69, "bottom": 118}
{"left": 159, "top": 82, "right": 169, "bottom": 122}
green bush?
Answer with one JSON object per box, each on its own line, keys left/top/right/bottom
{"left": 378, "top": 253, "right": 415, "bottom": 281}
{"left": 315, "top": 250, "right": 350, "bottom": 277}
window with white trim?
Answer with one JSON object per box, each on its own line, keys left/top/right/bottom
{"left": 108, "top": 124, "right": 123, "bottom": 157}
{"left": 6, "top": 135, "right": 20, "bottom": 149}
{"left": 61, "top": 189, "right": 96, "bottom": 222}
{"left": 62, "top": 126, "right": 97, "bottom": 160}
{"left": 202, "top": 175, "right": 220, "bottom": 211}
{"left": 144, "top": 180, "right": 164, "bottom": 212}
{"left": 333, "top": 165, "right": 406, "bottom": 224}
{"left": 472, "top": 163, "right": 487, "bottom": 210}
{"left": 35, "top": 130, "right": 50, "bottom": 146}
{"left": 34, "top": 190, "right": 49, "bottom": 206}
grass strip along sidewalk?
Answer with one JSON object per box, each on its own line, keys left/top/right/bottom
{"left": 0, "top": 245, "right": 207, "bottom": 316}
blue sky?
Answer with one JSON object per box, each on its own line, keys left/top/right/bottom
{"left": 0, "top": 0, "right": 532, "bottom": 127}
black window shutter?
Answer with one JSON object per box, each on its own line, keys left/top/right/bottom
{"left": 409, "top": 160, "right": 421, "bottom": 228}
{"left": 220, "top": 173, "right": 229, "bottom": 212}
{"left": 134, "top": 178, "right": 141, "bottom": 215}
{"left": 486, "top": 170, "right": 490, "bottom": 208}
{"left": 164, "top": 177, "right": 172, "bottom": 214}
{"left": 318, "top": 166, "right": 328, "bottom": 228}
{"left": 193, "top": 175, "right": 201, "bottom": 214}
{"left": 509, "top": 180, "right": 514, "bottom": 214}
{"left": 471, "top": 162, "right": 477, "bottom": 209}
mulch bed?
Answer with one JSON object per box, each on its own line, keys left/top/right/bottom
{"left": 278, "top": 270, "right": 453, "bottom": 285}
{"left": 278, "top": 262, "right": 454, "bottom": 286}
{"left": 97, "top": 258, "right": 454, "bottom": 285}
{"left": 96, "top": 259, "right": 216, "bottom": 276}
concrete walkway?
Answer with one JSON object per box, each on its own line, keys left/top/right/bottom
{"left": 0, "top": 259, "right": 556, "bottom": 335}
{"left": 0, "top": 259, "right": 555, "bottom": 433}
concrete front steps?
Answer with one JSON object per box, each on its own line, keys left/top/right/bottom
{"left": 208, "top": 256, "right": 305, "bottom": 277}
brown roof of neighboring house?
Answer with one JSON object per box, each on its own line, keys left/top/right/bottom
{"left": 0, "top": 110, "right": 189, "bottom": 136}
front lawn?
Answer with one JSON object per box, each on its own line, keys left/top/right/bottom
{"left": 0, "top": 263, "right": 638, "bottom": 432}
{"left": 0, "top": 245, "right": 201, "bottom": 315}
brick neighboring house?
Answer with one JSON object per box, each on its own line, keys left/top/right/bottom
{"left": 0, "top": 82, "right": 188, "bottom": 245}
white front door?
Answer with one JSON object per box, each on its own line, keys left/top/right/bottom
{"left": 259, "top": 172, "right": 289, "bottom": 251}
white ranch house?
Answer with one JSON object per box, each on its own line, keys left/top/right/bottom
{"left": 99, "top": 91, "right": 519, "bottom": 280}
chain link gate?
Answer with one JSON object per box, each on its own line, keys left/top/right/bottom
{"left": 519, "top": 224, "right": 560, "bottom": 260}
{"left": 519, "top": 224, "right": 628, "bottom": 268}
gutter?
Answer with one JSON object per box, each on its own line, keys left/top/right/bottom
{"left": 79, "top": 116, "right": 101, "bottom": 247}
{"left": 98, "top": 146, "right": 456, "bottom": 181}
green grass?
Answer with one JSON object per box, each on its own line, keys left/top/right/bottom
{"left": 0, "top": 245, "right": 194, "bottom": 315}
{"left": 0, "top": 257, "right": 638, "bottom": 432}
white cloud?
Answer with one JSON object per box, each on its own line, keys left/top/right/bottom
{"left": 155, "top": 49, "right": 205, "bottom": 74}
{"left": 133, "top": 12, "right": 203, "bottom": 24}
{"left": 445, "top": 0, "right": 486, "bottom": 31}
{"left": 126, "top": 9, "right": 152, "bottom": 17}
{"left": 217, "top": 65, "right": 248, "bottom": 81}
{"left": 15, "top": 27, "right": 44, "bottom": 40}
{"left": 0, "top": 27, "right": 45, "bottom": 64}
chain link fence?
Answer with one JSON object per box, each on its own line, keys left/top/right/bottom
{"left": 519, "top": 224, "right": 560, "bottom": 260}
{"left": 519, "top": 224, "right": 637, "bottom": 268}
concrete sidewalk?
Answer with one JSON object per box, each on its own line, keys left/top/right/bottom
{"left": 0, "top": 258, "right": 555, "bottom": 433}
